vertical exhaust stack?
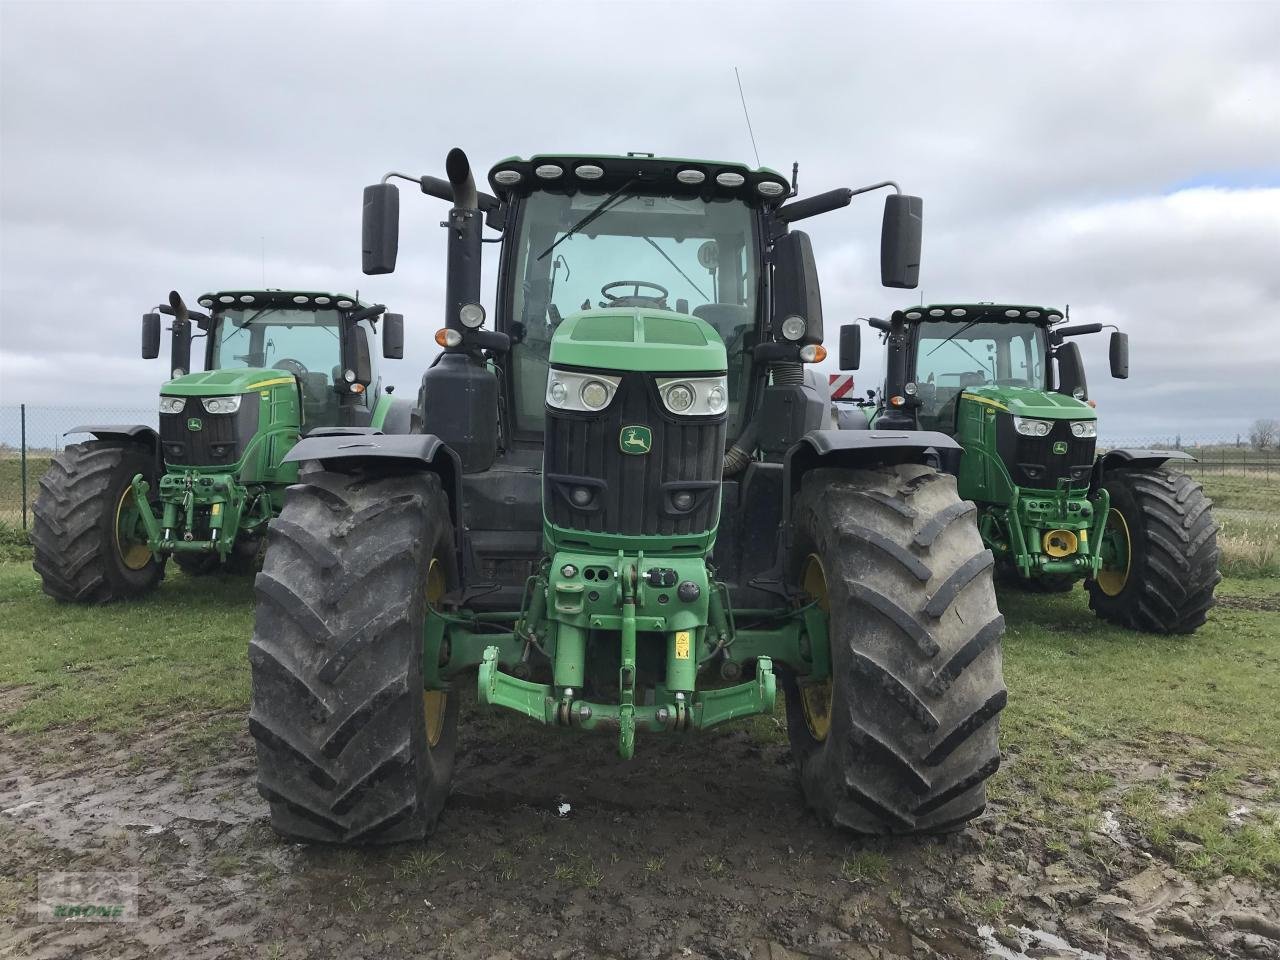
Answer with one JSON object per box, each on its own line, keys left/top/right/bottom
{"left": 167, "top": 291, "right": 192, "bottom": 378}
{"left": 420, "top": 147, "right": 498, "bottom": 473}
{"left": 443, "top": 148, "right": 483, "bottom": 341}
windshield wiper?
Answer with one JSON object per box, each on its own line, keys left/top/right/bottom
{"left": 926, "top": 319, "right": 994, "bottom": 383}
{"left": 927, "top": 319, "right": 978, "bottom": 356}
{"left": 643, "top": 237, "right": 710, "bottom": 301}
{"left": 536, "top": 178, "right": 637, "bottom": 261}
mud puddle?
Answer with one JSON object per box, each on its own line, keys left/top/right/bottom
{"left": 2, "top": 699, "right": 1278, "bottom": 959}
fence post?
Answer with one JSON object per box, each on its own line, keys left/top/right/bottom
{"left": 20, "top": 403, "right": 28, "bottom": 531}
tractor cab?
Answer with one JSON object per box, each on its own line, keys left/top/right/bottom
{"left": 491, "top": 156, "right": 781, "bottom": 444}
{"left": 146, "top": 289, "right": 406, "bottom": 433}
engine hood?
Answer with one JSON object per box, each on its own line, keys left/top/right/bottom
{"left": 549, "top": 308, "right": 727, "bottom": 374}
{"left": 962, "top": 385, "right": 1096, "bottom": 421}
{"left": 159, "top": 368, "right": 295, "bottom": 397}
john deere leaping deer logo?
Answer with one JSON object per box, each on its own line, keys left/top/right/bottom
{"left": 1052, "top": 441, "right": 1068, "bottom": 455}
{"left": 187, "top": 417, "right": 203, "bottom": 432}
{"left": 620, "top": 425, "right": 652, "bottom": 455}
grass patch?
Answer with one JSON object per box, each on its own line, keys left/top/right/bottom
{"left": 1199, "top": 472, "right": 1280, "bottom": 517}
{"left": 996, "top": 576, "right": 1280, "bottom": 884}
{"left": 0, "top": 561, "right": 254, "bottom": 734}
{"left": 839, "top": 850, "right": 889, "bottom": 883}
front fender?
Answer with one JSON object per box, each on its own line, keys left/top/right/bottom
{"left": 283, "top": 432, "right": 462, "bottom": 528}
{"left": 782, "top": 428, "right": 962, "bottom": 521}
{"left": 1092, "top": 448, "right": 1195, "bottom": 492}
{"left": 66, "top": 424, "right": 161, "bottom": 474}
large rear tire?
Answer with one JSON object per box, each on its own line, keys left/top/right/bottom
{"left": 31, "top": 441, "right": 163, "bottom": 603}
{"left": 784, "top": 465, "right": 1006, "bottom": 835}
{"left": 249, "top": 467, "right": 459, "bottom": 844}
{"left": 1086, "top": 468, "right": 1219, "bottom": 633}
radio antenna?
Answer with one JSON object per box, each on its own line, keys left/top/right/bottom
{"left": 734, "top": 67, "right": 761, "bottom": 168}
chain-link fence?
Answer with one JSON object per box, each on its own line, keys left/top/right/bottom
{"left": 0, "top": 405, "right": 157, "bottom": 528}
{"left": 1, "top": 403, "right": 1277, "bottom": 529}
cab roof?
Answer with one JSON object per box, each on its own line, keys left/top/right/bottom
{"left": 196, "top": 290, "right": 367, "bottom": 311}
{"left": 892, "top": 303, "right": 1065, "bottom": 325}
{"left": 486, "top": 153, "right": 791, "bottom": 205}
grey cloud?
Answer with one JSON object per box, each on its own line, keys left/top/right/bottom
{"left": 2, "top": 0, "right": 1277, "bottom": 441}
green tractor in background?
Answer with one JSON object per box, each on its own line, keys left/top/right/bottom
{"left": 837, "top": 303, "right": 1219, "bottom": 633}
{"left": 32, "top": 289, "right": 409, "bottom": 602}
{"left": 248, "top": 149, "right": 1008, "bottom": 844}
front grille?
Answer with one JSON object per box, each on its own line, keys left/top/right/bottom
{"left": 159, "top": 400, "right": 259, "bottom": 466}
{"left": 997, "top": 415, "right": 1095, "bottom": 488}
{"left": 543, "top": 372, "right": 726, "bottom": 537}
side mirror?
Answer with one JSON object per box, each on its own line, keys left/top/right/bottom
{"left": 362, "top": 183, "right": 400, "bottom": 275}
{"left": 1056, "top": 341, "right": 1088, "bottom": 400}
{"left": 142, "top": 313, "right": 161, "bottom": 359}
{"left": 345, "top": 326, "right": 373, "bottom": 387}
{"left": 772, "top": 230, "right": 822, "bottom": 343}
{"left": 382, "top": 313, "right": 404, "bottom": 359}
{"left": 880, "top": 194, "right": 923, "bottom": 289}
{"left": 1109, "top": 331, "right": 1129, "bottom": 379}
{"left": 839, "top": 323, "right": 860, "bottom": 370}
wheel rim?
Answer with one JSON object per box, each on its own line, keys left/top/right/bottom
{"left": 114, "top": 485, "right": 152, "bottom": 571}
{"left": 423, "top": 557, "right": 448, "bottom": 748}
{"left": 1096, "top": 508, "right": 1132, "bottom": 597}
{"left": 799, "top": 554, "right": 833, "bottom": 742}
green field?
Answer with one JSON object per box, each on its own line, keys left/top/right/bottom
{"left": 1, "top": 549, "right": 1277, "bottom": 883}
{"left": 1, "top": 452, "right": 1277, "bottom": 885}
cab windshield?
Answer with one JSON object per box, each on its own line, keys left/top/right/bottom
{"left": 912, "top": 320, "right": 1047, "bottom": 432}
{"left": 209, "top": 307, "right": 349, "bottom": 423}
{"left": 507, "top": 190, "right": 759, "bottom": 437}
{"left": 209, "top": 307, "right": 343, "bottom": 380}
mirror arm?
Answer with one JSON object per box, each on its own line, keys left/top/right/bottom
{"left": 380, "top": 170, "right": 501, "bottom": 214}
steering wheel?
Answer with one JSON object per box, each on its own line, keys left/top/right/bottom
{"left": 600, "top": 280, "right": 669, "bottom": 308}
{"left": 273, "top": 358, "right": 310, "bottom": 378}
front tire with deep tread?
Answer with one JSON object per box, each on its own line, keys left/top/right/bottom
{"left": 249, "top": 468, "right": 458, "bottom": 844}
{"left": 31, "top": 441, "right": 164, "bottom": 603}
{"left": 1086, "top": 468, "right": 1220, "bottom": 633}
{"left": 785, "top": 464, "right": 1007, "bottom": 835}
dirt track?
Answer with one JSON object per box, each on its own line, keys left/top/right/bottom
{"left": 2, "top": 695, "right": 1278, "bottom": 960}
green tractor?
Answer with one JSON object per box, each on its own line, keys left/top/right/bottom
{"left": 838, "top": 303, "right": 1219, "bottom": 632}
{"left": 249, "top": 150, "right": 1008, "bottom": 844}
{"left": 32, "top": 289, "right": 409, "bottom": 601}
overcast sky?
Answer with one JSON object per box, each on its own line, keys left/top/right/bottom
{"left": 2, "top": 0, "right": 1277, "bottom": 441}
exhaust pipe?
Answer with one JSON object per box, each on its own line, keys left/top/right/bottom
{"left": 443, "top": 148, "right": 483, "bottom": 338}
{"left": 168, "top": 290, "right": 189, "bottom": 324}
{"left": 445, "top": 147, "right": 478, "bottom": 212}
{"left": 167, "top": 291, "right": 192, "bottom": 377}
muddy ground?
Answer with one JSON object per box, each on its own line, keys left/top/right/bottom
{"left": 2, "top": 695, "right": 1277, "bottom": 960}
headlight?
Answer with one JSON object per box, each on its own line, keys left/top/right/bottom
{"left": 459, "top": 303, "right": 486, "bottom": 329}
{"left": 158, "top": 396, "right": 186, "bottom": 414}
{"left": 545, "top": 369, "right": 621, "bottom": 412}
{"left": 780, "top": 315, "right": 807, "bottom": 341}
{"left": 663, "top": 382, "right": 695, "bottom": 413}
{"left": 1070, "top": 420, "right": 1097, "bottom": 438}
{"left": 1013, "top": 416, "right": 1053, "bottom": 437}
{"left": 655, "top": 375, "right": 730, "bottom": 416}
{"left": 201, "top": 395, "right": 242, "bottom": 415}
{"left": 580, "top": 380, "right": 611, "bottom": 410}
